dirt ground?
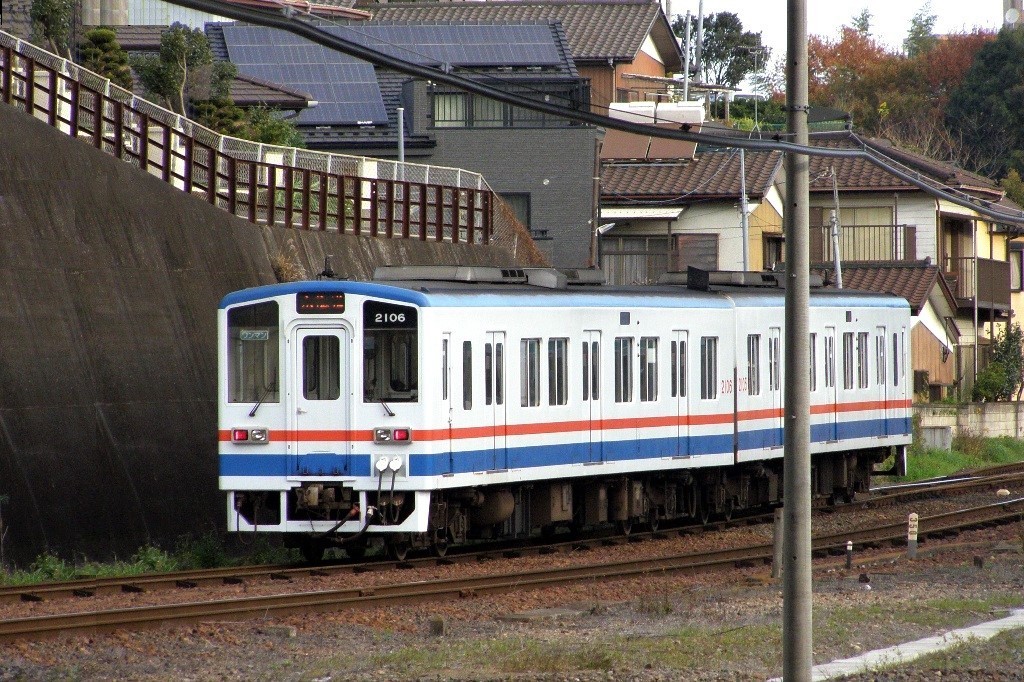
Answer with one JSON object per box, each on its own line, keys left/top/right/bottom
{"left": 2, "top": 522, "right": 1023, "bottom": 681}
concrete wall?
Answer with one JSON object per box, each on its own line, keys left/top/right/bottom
{"left": 0, "top": 104, "right": 519, "bottom": 566}
{"left": 915, "top": 402, "right": 1024, "bottom": 441}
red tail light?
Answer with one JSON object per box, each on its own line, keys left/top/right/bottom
{"left": 232, "top": 429, "right": 249, "bottom": 441}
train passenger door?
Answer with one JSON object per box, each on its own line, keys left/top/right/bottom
{"left": 442, "top": 333, "right": 454, "bottom": 474}
{"left": 824, "top": 326, "right": 839, "bottom": 441}
{"left": 768, "top": 326, "right": 783, "bottom": 447}
{"left": 583, "top": 331, "right": 603, "bottom": 462}
{"left": 671, "top": 330, "right": 690, "bottom": 456}
{"left": 289, "top": 326, "right": 350, "bottom": 477}
{"left": 485, "top": 332, "right": 507, "bottom": 470}
{"left": 875, "top": 326, "right": 889, "bottom": 436}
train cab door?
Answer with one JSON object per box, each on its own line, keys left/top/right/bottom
{"left": 583, "top": 330, "right": 603, "bottom": 462}
{"left": 875, "top": 325, "right": 889, "bottom": 436}
{"left": 768, "top": 326, "right": 783, "bottom": 447}
{"left": 288, "top": 326, "right": 350, "bottom": 477}
{"left": 824, "top": 326, "right": 839, "bottom": 441}
{"left": 485, "top": 332, "right": 507, "bottom": 470}
{"left": 671, "top": 330, "right": 690, "bottom": 457}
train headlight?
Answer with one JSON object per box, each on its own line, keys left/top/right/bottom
{"left": 231, "top": 427, "right": 270, "bottom": 444}
{"left": 373, "top": 427, "right": 413, "bottom": 444}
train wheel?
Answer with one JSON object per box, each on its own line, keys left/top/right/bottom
{"left": 387, "top": 538, "right": 411, "bottom": 561}
{"left": 648, "top": 508, "right": 660, "bottom": 533}
{"left": 433, "top": 535, "right": 449, "bottom": 558}
{"left": 617, "top": 519, "right": 633, "bottom": 537}
{"left": 722, "top": 499, "right": 734, "bottom": 522}
{"left": 300, "top": 538, "right": 325, "bottom": 563}
{"left": 698, "top": 499, "right": 711, "bottom": 525}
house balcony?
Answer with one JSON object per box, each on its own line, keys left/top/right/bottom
{"left": 944, "top": 256, "right": 1011, "bottom": 315}
{"left": 811, "top": 223, "right": 916, "bottom": 262}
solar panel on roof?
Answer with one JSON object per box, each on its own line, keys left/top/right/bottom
{"left": 222, "top": 24, "right": 389, "bottom": 126}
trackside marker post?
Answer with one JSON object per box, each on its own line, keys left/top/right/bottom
{"left": 908, "top": 513, "right": 919, "bottom": 559}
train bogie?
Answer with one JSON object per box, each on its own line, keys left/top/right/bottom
{"left": 218, "top": 267, "right": 912, "bottom": 556}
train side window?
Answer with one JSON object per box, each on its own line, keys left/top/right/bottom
{"left": 857, "top": 331, "right": 869, "bottom": 389}
{"left": 671, "top": 338, "right": 687, "bottom": 398}
{"left": 591, "top": 341, "right": 600, "bottom": 400}
{"left": 747, "top": 334, "right": 761, "bottom": 396}
{"left": 842, "top": 332, "right": 855, "bottom": 390}
{"left": 640, "top": 337, "right": 658, "bottom": 402}
{"left": 463, "top": 341, "right": 473, "bottom": 410}
{"left": 227, "top": 301, "right": 279, "bottom": 404}
{"left": 769, "top": 332, "right": 781, "bottom": 392}
{"left": 495, "top": 342, "right": 504, "bottom": 405}
{"left": 700, "top": 336, "right": 718, "bottom": 400}
{"left": 521, "top": 338, "right": 541, "bottom": 407}
{"left": 582, "top": 341, "right": 590, "bottom": 401}
{"left": 809, "top": 333, "right": 817, "bottom": 392}
{"left": 892, "top": 332, "right": 900, "bottom": 387}
{"left": 614, "top": 337, "right": 633, "bottom": 403}
{"left": 876, "top": 332, "right": 886, "bottom": 386}
{"left": 485, "top": 343, "right": 493, "bottom": 406}
{"left": 824, "top": 332, "right": 836, "bottom": 389}
{"left": 548, "top": 338, "right": 568, "bottom": 406}
{"left": 302, "top": 335, "right": 340, "bottom": 400}
{"left": 442, "top": 338, "right": 449, "bottom": 400}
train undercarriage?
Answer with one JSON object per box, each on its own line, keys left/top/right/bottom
{"left": 239, "top": 448, "right": 895, "bottom": 562}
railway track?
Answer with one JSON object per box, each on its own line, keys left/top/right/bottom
{"left": 2, "top": 495, "right": 1022, "bottom": 643}
{"left": 2, "top": 465, "right": 1021, "bottom": 610}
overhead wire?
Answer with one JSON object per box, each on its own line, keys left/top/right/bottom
{"left": 160, "top": 0, "right": 1024, "bottom": 226}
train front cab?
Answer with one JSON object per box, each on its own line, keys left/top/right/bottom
{"left": 219, "top": 285, "right": 431, "bottom": 558}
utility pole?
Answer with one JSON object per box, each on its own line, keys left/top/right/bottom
{"left": 682, "top": 12, "right": 692, "bottom": 102}
{"left": 783, "top": 0, "right": 813, "bottom": 680}
{"left": 739, "top": 148, "right": 749, "bottom": 271}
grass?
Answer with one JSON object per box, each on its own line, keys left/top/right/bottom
{"left": 0, "top": 532, "right": 294, "bottom": 586}
{"left": 891, "top": 434, "right": 1024, "bottom": 482}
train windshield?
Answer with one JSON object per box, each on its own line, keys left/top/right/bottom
{"left": 227, "top": 301, "right": 280, "bottom": 404}
{"left": 363, "top": 300, "right": 418, "bottom": 403}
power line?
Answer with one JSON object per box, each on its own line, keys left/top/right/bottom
{"left": 161, "top": 0, "right": 1024, "bottom": 227}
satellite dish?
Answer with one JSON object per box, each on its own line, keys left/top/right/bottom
{"left": 1007, "top": 8, "right": 1021, "bottom": 24}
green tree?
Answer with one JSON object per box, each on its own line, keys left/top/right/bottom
{"left": 904, "top": 2, "right": 938, "bottom": 57}
{"left": 851, "top": 8, "right": 872, "bottom": 36}
{"left": 673, "top": 11, "right": 767, "bottom": 87}
{"left": 1001, "top": 169, "right": 1024, "bottom": 207}
{"left": 945, "top": 28, "right": 1024, "bottom": 177}
{"left": 194, "top": 101, "right": 305, "bottom": 148}
{"left": 30, "top": 0, "right": 74, "bottom": 58}
{"left": 131, "top": 23, "right": 234, "bottom": 115}
{"left": 976, "top": 322, "right": 1024, "bottom": 401}
{"left": 80, "top": 27, "right": 133, "bottom": 91}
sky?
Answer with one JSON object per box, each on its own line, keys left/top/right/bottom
{"left": 669, "top": 1, "right": 1007, "bottom": 61}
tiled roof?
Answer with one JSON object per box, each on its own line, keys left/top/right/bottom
{"left": 601, "top": 150, "right": 783, "bottom": 201}
{"left": 229, "top": 74, "right": 314, "bottom": 109}
{"left": 824, "top": 260, "right": 955, "bottom": 315}
{"left": 362, "top": 0, "right": 681, "bottom": 69}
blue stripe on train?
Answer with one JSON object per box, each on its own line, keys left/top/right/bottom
{"left": 221, "top": 417, "right": 911, "bottom": 478}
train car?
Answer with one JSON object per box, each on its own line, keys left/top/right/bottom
{"left": 218, "top": 266, "right": 911, "bottom": 560}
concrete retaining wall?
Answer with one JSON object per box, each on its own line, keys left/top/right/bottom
{"left": 0, "top": 104, "right": 519, "bottom": 566}
{"left": 915, "top": 402, "right": 1024, "bottom": 441}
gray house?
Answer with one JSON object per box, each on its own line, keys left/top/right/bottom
{"left": 206, "top": 19, "right": 601, "bottom": 268}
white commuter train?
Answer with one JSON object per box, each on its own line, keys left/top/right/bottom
{"left": 218, "top": 266, "right": 912, "bottom": 560}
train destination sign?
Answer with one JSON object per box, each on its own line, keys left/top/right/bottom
{"left": 297, "top": 292, "right": 346, "bottom": 314}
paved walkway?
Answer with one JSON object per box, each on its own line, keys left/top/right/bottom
{"left": 767, "top": 608, "right": 1024, "bottom": 681}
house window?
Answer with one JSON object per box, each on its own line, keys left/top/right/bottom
{"left": 473, "top": 95, "right": 505, "bottom": 127}
{"left": 1011, "top": 247, "right": 1023, "bottom": 291}
{"left": 433, "top": 93, "right": 467, "bottom": 128}
{"left": 601, "top": 236, "right": 669, "bottom": 285}
{"left": 500, "top": 193, "right": 531, "bottom": 230}
{"left": 763, "top": 233, "right": 785, "bottom": 270}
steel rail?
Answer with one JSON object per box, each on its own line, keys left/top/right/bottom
{"left": 2, "top": 498, "right": 1022, "bottom": 642}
